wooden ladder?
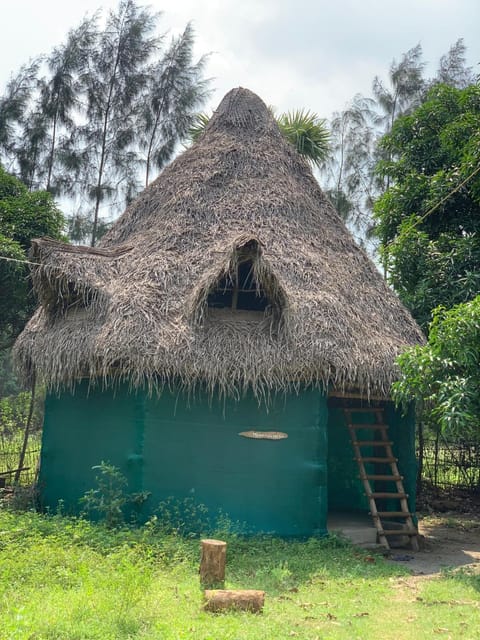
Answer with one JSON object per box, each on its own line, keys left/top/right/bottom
{"left": 344, "top": 406, "right": 419, "bottom": 551}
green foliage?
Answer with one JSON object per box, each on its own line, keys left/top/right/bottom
{"left": 384, "top": 223, "right": 480, "bottom": 329}
{"left": 154, "top": 496, "right": 246, "bottom": 538}
{"left": 393, "top": 296, "right": 480, "bottom": 438}
{"left": 0, "top": 390, "right": 43, "bottom": 437}
{"left": 20, "top": 17, "right": 97, "bottom": 194}
{"left": 0, "top": 348, "right": 22, "bottom": 397}
{"left": 155, "top": 496, "right": 211, "bottom": 536}
{"left": 277, "top": 109, "right": 330, "bottom": 168}
{"left": 139, "top": 23, "right": 210, "bottom": 187}
{"left": 321, "top": 40, "right": 475, "bottom": 244}
{"left": 66, "top": 212, "right": 112, "bottom": 245}
{"left": 79, "top": 0, "right": 159, "bottom": 246}
{"left": 0, "top": 61, "right": 40, "bottom": 154}
{"left": 0, "top": 165, "right": 64, "bottom": 347}
{"left": 79, "top": 462, "right": 150, "bottom": 527}
{"left": 0, "top": 0, "right": 210, "bottom": 246}
{"left": 436, "top": 39, "right": 475, "bottom": 89}
{"left": 372, "top": 43, "right": 425, "bottom": 133}
{"left": 374, "top": 83, "right": 480, "bottom": 330}
{"left": 323, "top": 94, "right": 377, "bottom": 240}
{"left": 187, "top": 111, "right": 211, "bottom": 142}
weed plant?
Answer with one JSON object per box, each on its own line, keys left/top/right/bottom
{"left": 1, "top": 466, "right": 478, "bottom": 639}
{"left": 0, "top": 505, "right": 479, "bottom": 639}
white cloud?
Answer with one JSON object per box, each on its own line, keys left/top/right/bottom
{"left": 1, "top": 0, "right": 478, "bottom": 120}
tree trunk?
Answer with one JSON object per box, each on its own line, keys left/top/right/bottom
{"left": 199, "top": 539, "right": 226, "bottom": 588}
{"left": 46, "top": 113, "right": 58, "bottom": 192}
{"left": 203, "top": 590, "right": 265, "bottom": 613}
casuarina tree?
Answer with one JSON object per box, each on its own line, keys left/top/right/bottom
{"left": 0, "top": 0, "right": 210, "bottom": 246}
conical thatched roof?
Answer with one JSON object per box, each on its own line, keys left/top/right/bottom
{"left": 15, "top": 88, "right": 424, "bottom": 399}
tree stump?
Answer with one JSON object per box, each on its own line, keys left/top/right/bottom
{"left": 199, "top": 539, "right": 227, "bottom": 588}
{"left": 203, "top": 589, "right": 265, "bottom": 613}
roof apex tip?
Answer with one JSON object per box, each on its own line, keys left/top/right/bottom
{"left": 209, "top": 87, "right": 272, "bottom": 132}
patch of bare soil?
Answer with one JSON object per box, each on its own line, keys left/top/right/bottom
{"left": 388, "top": 513, "right": 480, "bottom": 578}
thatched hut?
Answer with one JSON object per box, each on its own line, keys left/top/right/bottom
{"left": 15, "top": 88, "right": 424, "bottom": 537}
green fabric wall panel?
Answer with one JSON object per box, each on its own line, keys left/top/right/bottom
{"left": 39, "top": 382, "right": 416, "bottom": 533}
{"left": 327, "top": 407, "right": 370, "bottom": 512}
{"left": 39, "top": 384, "right": 329, "bottom": 536}
{"left": 39, "top": 382, "right": 144, "bottom": 514}
{"left": 142, "top": 389, "right": 328, "bottom": 537}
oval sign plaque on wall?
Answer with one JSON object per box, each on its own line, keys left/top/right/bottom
{"left": 238, "top": 431, "right": 288, "bottom": 440}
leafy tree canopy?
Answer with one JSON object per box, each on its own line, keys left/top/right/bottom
{"left": 393, "top": 295, "right": 480, "bottom": 439}
{"left": 320, "top": 39, "right": 475, "bottom": 244}
{"left": 0, "top": 166, "right": 64, "bottom": 347}
{"left": 373, "top": 83, "right": 480, "bottom": 330}
{"left": 0, "top": 0, "right": 210, "bottom": 247}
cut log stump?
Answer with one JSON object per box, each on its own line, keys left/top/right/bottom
{"left": 199, "top": 539, "right": 227, "bottom": 588}
{"left": 203, "top": 589, "right": 265, "bottom": 613}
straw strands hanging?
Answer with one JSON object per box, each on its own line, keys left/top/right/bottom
{"left": 14, "top": 88, "right": 424, "bottom": 400}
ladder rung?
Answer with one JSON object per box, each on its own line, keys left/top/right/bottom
{"left": 348, "top": 423, "right": 388, "bottom": 429}
{"left": 362, "top": 474, "right": 403, "bottom": 481}
{"left": 347, "top": 414, "right": 415, "bottom": 551}
{"left": 379, "top": 530, "right": 418, "bottom": 537}
{"left": 355, "top": 457, "right": 397, "bottom": 463}
{"left": 352, "top": 440, "right": 393, "bottom": 446}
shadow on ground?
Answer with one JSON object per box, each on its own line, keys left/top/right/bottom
{"left": 389, "top": 514, "right": 480, "bottom": 577}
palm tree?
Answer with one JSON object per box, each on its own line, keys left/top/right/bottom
{"left": 276, "top": 109, "right": 330, "bottom": 168}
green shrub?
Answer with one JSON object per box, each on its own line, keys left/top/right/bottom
{"left": 79, "top": 462, "right": 150, "bottom": 528}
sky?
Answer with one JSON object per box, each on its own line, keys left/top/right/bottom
{"left": 1, "top": 0, "right": 479, "bottom": 121}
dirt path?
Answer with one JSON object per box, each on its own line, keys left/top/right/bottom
{"left": 388, "top": 514, "right": 480, "bottom": 577}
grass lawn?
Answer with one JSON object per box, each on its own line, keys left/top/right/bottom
{"left": 0, "top": 510, "right": 479, "bottom": 640}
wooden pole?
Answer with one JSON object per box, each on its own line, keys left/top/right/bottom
{"left": 203, "top": 589, "right": 265, "bottom": 613}
{"left": 15, "top": 371, "right": 36, "bottom": 485}
{"left": 200, "top": 539, "right": 227, "bottom": 588}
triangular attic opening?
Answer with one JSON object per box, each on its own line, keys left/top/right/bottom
{"left": 193, "top": 238, "right": 288, "bottom": 328}
{"left": 207, "top": 256, "right": 269, "bottom": 312}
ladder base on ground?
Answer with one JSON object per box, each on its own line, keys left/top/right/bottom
{"left": 344, "top": 405, "right": 419, "bottom": 551}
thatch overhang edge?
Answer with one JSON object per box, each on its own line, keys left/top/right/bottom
{"left": 13, "top": 88, "right": 426, "bottom": 401}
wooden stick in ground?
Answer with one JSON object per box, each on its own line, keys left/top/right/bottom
{"left": 203, "top": 590, "right": 265, "bottom": 613}
{"left": 15, "top": 372, "right": 36, "bottom": 485}
{"left": 200, "top": 539, "right": 227, "bottom": 587}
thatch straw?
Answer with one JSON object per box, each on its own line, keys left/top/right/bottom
{"left": 14, "top": 87, "right": 424, "bottom": 399}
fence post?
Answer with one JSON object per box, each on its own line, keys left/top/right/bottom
{"left": 433, "top": 430, "right": 440, "bottom": 489}
{"left": 416, "top": 418, "right": 424, "bottom": 495}
{"left": 15, "top": 371, "right": 36, "bottom": 485}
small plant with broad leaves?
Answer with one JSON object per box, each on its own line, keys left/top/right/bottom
{"left": 79, "top": 461, "right": 150, "bottom": 528}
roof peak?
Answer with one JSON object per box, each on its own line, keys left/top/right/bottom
{"left": 206, "top": 87, "right": 274, "bottom": 134}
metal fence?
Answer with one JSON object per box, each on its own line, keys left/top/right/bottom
{"left": 419, "top": 437, "right": 480, "bottom": 491}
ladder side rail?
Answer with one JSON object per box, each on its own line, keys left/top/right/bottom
{"left": 345, "top": 409, "right": 389, "bottom": 549}
{"left": 374, "top": 409, "right": 419, "bottom": 550}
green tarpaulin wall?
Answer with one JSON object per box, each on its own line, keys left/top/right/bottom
{"left": 39, "top": 382, "right": 416, "bottom": 536}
